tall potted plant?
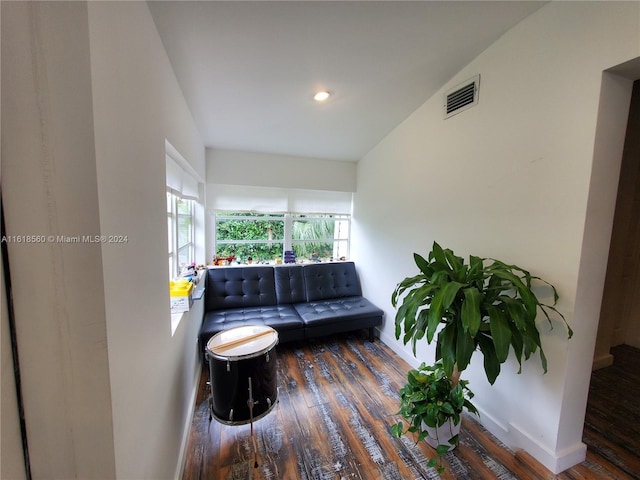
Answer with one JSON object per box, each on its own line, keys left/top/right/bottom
{"left": 392, "top": 241, "right": 573, "bottom": 385}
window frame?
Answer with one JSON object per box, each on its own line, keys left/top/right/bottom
{"left": 167, "top": 189, "right": 195, "bottom": 278}
{"left": 214, "top": 211, "right": 350, "bottom": 263}
{"left": 290, "top": 213, "right": 350, "bottom": 261}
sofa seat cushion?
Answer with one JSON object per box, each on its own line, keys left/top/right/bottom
{"left": 199, "top": 305, "right": 305, "bottom": 359}
{"left": 203, "top": 305, "right": 303, "bottom": 331}
{"left": 293, "top": 296, "right": 383, "bottom": 327}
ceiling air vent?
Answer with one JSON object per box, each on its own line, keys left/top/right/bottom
{"left": 444, "top": 75, "right": 480, "bottom": 119}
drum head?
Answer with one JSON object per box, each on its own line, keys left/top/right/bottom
{"left": 207, "top": 325, "right": 278, "bottom": 360}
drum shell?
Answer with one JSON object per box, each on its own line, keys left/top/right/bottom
{"left": 207, "top": 345, "right": 278, "bottom": 425}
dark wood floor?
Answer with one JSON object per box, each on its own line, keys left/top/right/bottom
{"left": 583, "top": 344, "right": 640, "bottom": 479}
{"left": 183, "top": 333, "right": 639, "bottom": 479}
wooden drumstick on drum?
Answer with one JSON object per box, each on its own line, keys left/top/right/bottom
{"left": 214, "top": 329, "right": 274, "bottom": 352}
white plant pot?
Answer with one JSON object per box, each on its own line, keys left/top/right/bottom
{"left": 422, "top": 417, "right": 461, "bottom": 451}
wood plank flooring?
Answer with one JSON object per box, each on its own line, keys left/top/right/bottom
{"left": 583, "top": 345, "right": 640, "bottom": 479}
{"left": 183, "top": 333, "right": 639, "bottom": 479}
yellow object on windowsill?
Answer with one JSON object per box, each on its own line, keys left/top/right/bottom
{"left": 170, "top": 279, "right": 194, "bottom": 313}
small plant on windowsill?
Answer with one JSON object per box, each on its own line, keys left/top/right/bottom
{"left": 391, "top": 360, "right": 478, "bottom": 474}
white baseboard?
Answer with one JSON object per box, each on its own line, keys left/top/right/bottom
{"left": 592, "top": 353, "right": 614, "bottom": 370}
{"left": 474, "top": 406, "right": 587, "bottom": 474}
{"left": 174, "top": 364, "right": 202, "bottom": 480}
{"left": 377, "top": 329, "right": 421, "bottom": 369}
{"left": 474, "top": 405, "right": 511, "bottom": 444}
{"left": 509, "top": 421, "right": 587, "bottom": 474}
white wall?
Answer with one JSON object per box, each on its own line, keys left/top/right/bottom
{"left": 207, "top": 148, "right": 357, "bottom": 192}
{"left": 588, "top": 70, "right": 636, "bottom": 369}
{"left": 2, "top": 2, "right": 116, "bottom": 477}
{"left": 352, "top": 1, "right": 639, "bottom": 474}
{"left": 2, "top": 2, "right": 205, "bottom": 478}
{"left": 206, "top": 148, "right": 357, "bottom": 263}
{"left": 0, "top": 3, "right": 26, "bottom": 477}
{"left": 87, "top": 2, "right": 205, "bottom": 478}
{"left": 0, "top": 262, "right": 27, "bottom": 480}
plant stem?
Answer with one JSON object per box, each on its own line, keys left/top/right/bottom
{"left": 451, "top": 363, "right": 461, "bottom": 388}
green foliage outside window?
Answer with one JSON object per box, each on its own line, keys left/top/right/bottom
{"left": 215, "top": 212, "right": 349, "bottom": 264}
{"left": 216, "top": 213, "right": 284, "bottom": 262}
{"left": 292, "top": 216, "right": 337, "bottom": 260}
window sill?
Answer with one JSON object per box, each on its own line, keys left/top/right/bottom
{"left": 170, "top": 269, "right": 205, "bottom": 336}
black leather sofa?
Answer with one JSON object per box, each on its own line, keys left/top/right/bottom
{"left": 198, "top": 261, "right": 384, "bottom": 360}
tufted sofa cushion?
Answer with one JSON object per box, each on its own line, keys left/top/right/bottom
{"left": 274, "top": 264, "right": 306, "bottom": 304}
{"left": 302, "top": 262, "right": 362, "bottom": 301}
{"left": 293, "top": 297, "right": 383, "bottom": 326}
{"left": 204, "top": 266, "right": 276, "bottom": 310}
{"left": 293, "top": 295, "right": 384, "bottom": 341}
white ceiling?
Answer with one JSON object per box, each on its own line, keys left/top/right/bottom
{"left": 148, "top": 1, "right": 545, "bottom": 162}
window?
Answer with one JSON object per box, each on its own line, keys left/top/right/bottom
{"left": 291, "top": 214, "right": 350, "bottom": 262}
{"left": 215, "top": 213, "right": 284, "bottom": 263}
{"left": 214, "top": 212, "right": 350, "bottom": 264}
{"left": 167, "top": 190, "right": 195, "bottom": 278}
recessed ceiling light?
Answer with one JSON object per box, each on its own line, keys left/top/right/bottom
{"left": 313, "top": 91, "right": 331, "bottom": 102}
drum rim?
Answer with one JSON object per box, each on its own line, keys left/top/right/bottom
{"left": 205, "top": 325, "right": 279, "bottom": 360}
{"left": 210, "top": 391, "right": 279, "bottom": 426}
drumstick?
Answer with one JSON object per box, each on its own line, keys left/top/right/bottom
{"left": 215, "top": 329, "right": 273, "bottom": 352}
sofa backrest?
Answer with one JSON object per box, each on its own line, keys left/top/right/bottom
{"left": 302, "top": 262, "right": 362, "bottom": 301}
{"left": 274, "top": 264, "right": 306, "bottom": 304}
{"left": 204, "top": 266, "right": 277, "bottom": 310}
{"left": 203, "top": 262, "right": 364, "bottom": 311}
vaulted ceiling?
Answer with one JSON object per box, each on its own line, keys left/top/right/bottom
{"left": 149, "top": 1, "right": 545, "bottom": 162}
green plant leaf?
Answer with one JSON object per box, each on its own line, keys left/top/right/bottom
{"left": 464, "top": 399, "right": 479, "bottom": 416}
{"left": 468, "top": 255, "right": 484, "bottom": 281}
{"left": 395, "top": 284, "right": 433, "bottom": 343}
{"left": 499, "top": 296, "right": 528, "bottom": 332}
{"left": 414, "top": 253, "right": 433, "bottom": 276}
{"left": 508, "top": 322, "right": 524, "bottom": 373}
{"left": 425, "top": 281, "right": 462, "bottom": 343}
{"left": 540, "top": 303, "right": 573, "bottom": 339}
{"left": 443, "top": 248, "right": 465, "bottom": 281}
{"left": 430, "top": 269, "right": 451, "bottom": 286}
{"left": 411, "top": 309, "right": 429, "bottom": 354}
{"left": 430, "top": 241, "right": 448, "bottom": 266}
{"left": 438, "top": 324, "right": 456, "bottom": 377}
{"left": 539, "top": 344, "right": 548, "bottom": 373}
{"left": 522, "top": 316, "right": 543, "bottom": 357}
{"left": 488, "top": 306, "right": 511, "bottom": 363}
{"left": 426, "top": 281, "right": 464, "bottom": 341}
{"left": 436, "top": 444, "right": 452, "bottom": 456}
{"left": 477, "top": 334, "right": 501, "bottom": 384}
{"left": 441, "top": 402, "right": 455, "bottom": 415}
{"left": 489, "top": 268, "right": 538, "bottom": 318}
{"left": 390, "top": 422, "right": 404, "bottom": 438}
{"left": 461, "top": 287, "right": 482, "bottom": 336}
{"left": 392, "top": 274, "right": 427, "bottom": 307}
{"left": 455, "top": 323, "right": 476, "bottom": 372}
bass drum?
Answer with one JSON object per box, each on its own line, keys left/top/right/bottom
{"left": 206, "top": 325, "right": 279, "bottom": 425}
